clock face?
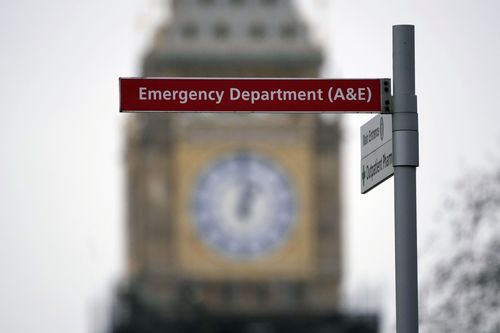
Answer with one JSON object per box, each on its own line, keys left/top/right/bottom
{"left": 192, "top": 153, "right": 297, "bottom": 259}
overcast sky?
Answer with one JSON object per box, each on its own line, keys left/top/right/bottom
{"left": 1, "top": 0, "right": 500, "bottom": 332}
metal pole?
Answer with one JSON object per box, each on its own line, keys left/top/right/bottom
{"left": 392, "top": 25, "right": 419, "bottom": 333}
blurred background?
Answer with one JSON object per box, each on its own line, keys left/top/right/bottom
{"left": 2, "top": 0, "right": 500, "bottom": 332}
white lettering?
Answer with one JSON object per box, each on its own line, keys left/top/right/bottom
{"left": 139, "top": 87, "right": 147, "bottom": 100}
{"left": 230, "top": 88, "right": 241, "bottom": 101}
{"left": 148, "top": 90, "right": 162, "bottom": 100}
{"left": 241, "top": 90, "right": 250, "bottom": 101}
{"left": 216, "top": 91, "right": 224, "bottom": 104}
{"left": 178, "top": 90, "right": 188, "bottom": 104}
{"left": 334, "top": 88, "right": 345, "bottom": 101}
{"left": 358, "top": 88, "right": 366, "bottom": 101}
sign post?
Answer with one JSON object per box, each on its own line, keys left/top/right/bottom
{"left": 393, "top": 25, "right": 419, "bottom": 333}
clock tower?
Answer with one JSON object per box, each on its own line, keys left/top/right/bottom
{"left": 120, "top": 0, "right": 353, "bottom": 330}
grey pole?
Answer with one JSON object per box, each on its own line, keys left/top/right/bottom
{"left": 392, "top": 25, "right": 419, "bottom": 333}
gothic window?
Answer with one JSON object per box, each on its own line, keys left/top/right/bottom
{"left": 281, "top": 22, "right": 299, "bottom": 40}
{"left": 249, "top": 23, "right": 266, "bottom": 40}
{"left": 222, "top": 282, "right": 237, "bottom": 304}
{"left": 182, "top": 22, "right": 199, "bottom": 39}
{"left": 292, "top": 282, "right": 305, "bottom": 304}
{"left": 256, "top": 285, "right": 270, "bottom": 304}
{"left": 213, "top": 22, "right": 230, "bottom": 39}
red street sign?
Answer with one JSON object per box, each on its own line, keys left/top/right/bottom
{"left": 120, "top": 78, "right": 391, "bottom": 113}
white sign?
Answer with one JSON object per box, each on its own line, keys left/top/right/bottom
{"left": 361, "top": 115, "right": 394, "bottom": 193}
{"left": 361, "top": 114, "right": 392, "bottom": 158}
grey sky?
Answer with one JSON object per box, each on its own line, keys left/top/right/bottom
{"left": 1, "top": 0, "right": 500, "bottom": 332}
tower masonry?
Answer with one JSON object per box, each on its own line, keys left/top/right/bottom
{"left": 124, "top": 0, "right": 343, "bottom": 318}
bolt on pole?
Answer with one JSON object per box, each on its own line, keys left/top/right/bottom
{"left": 392, "top": 25, "right": 419, "bottom": 333}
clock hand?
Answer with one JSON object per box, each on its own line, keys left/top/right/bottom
{"left": 236, "top": 182, "right": 258, "bottom": 221}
